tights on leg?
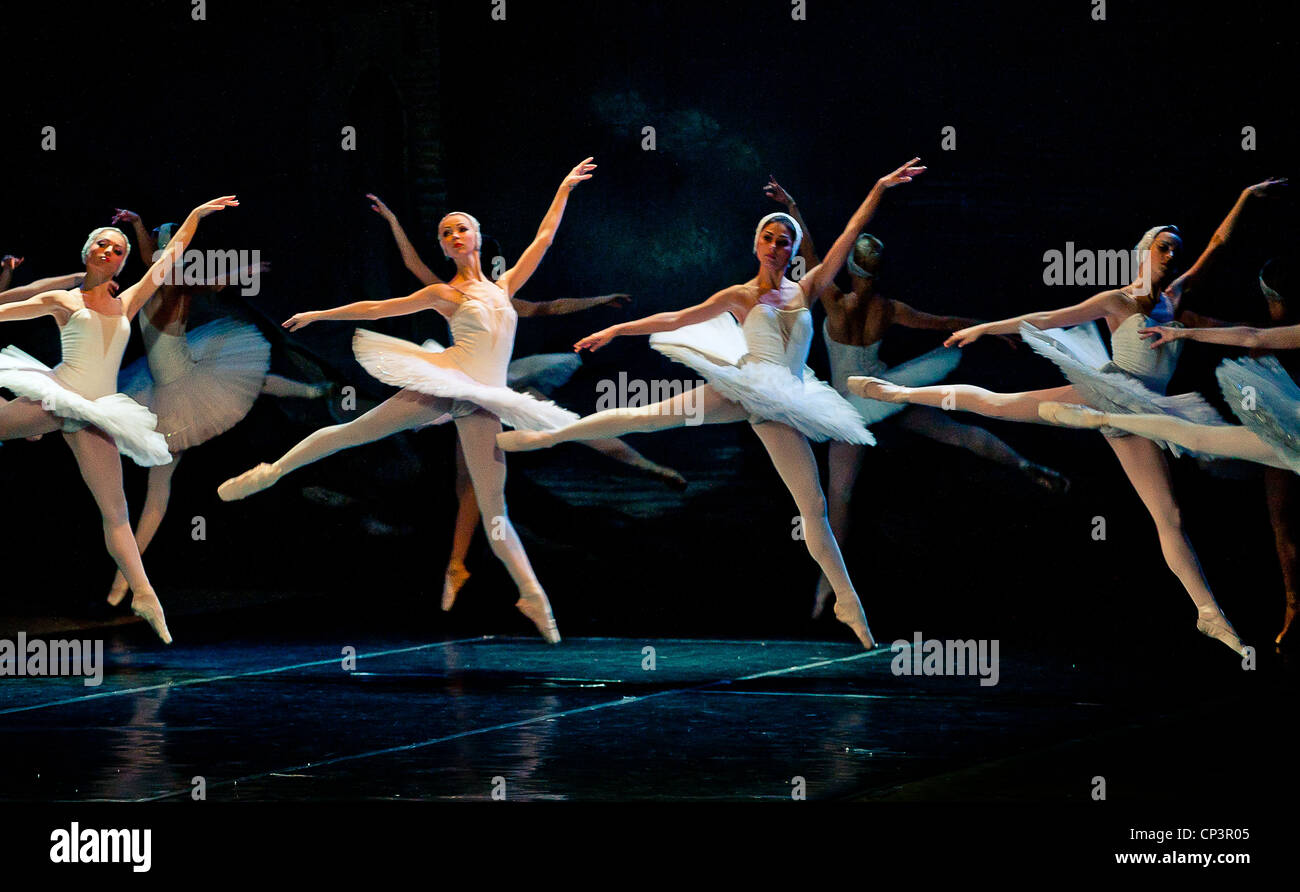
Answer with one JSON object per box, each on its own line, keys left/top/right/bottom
{"left": 816, "top": 441, "right": 868, "bottom": 611}
{"left": 63, "top": 427, "right": 161, "bottom": 604}
{"left": 513, "top": 384, "right": 747, "bottom": 446}
{"left": 1265, "top": 468, "right": 1299, "bottom": 642}
{"left": 1106, "top": 435, "right": 1223, "bottom": 615}
{"left": 0, "top": 397, "right": 63, "bottom": 441}
{"left": 1090, "top": 413, "right": 1289, "bottom": 470}
{"left": 453, "top": 410, "right": 543, "bottom": 596}
{"left": 884, "top": 383, "right": 1079, "bottom": 423}
{"left": 261, "top": 374, "right": 326, "bottom": 399}
{"left": 269, "top": 389, "right": 451, "bottom": 479}
{"left": 895, "top": 405, "right": 1030, "bottom": 468}
{"left": 448, "top": 440, "right": 477, "bottom": 570}
{"left": 109, "top": 453, "right": 182, "bottom": 601}
{"left": 750, "top": 421, "right": 868, "bottom": 622}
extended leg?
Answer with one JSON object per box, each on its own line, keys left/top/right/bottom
{"left": 442, "top": 439, "right": 476, "bottom": 610}
{"left": 219, "top": 389, "right": 451, "bottom": 500}
{"left": 497, "top": 384, "right": 748, "bottom": 451}
{"left": 897, "top": 405, "right": 1070, "bottom": 493}
{"left": 63, "top": 427, "right": 172, "bottom": 643}
{"left": 0, "top": 397, "right": 63, "bottom": 441}
{"left": 1106, "top": 435, "right": 1245, "bottom": 655}
{"left": 454, "top": 410, "right": 559, "bottom": 643}
{"left": 107, "top": 452, "right": 183, "bottom": 606}
{"left": 750, "top": 420, "right": 875, "bottom": 649}
{"left": 815, "top": 441, "right": 868, "bottom": 618}
{"left": 1039, "top": 403, "right": 1290, "bottom": 470}
{"left": 1264, "top": 468, "right": 1299, "bottom": 645}
{"left": 850, "top": 379, "right": 1079, "bottom": 424}
{"left": 261, "top": 374, "right": 328, "bottom": 399}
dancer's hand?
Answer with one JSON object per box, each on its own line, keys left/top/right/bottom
{"left": 764, "top": 176, "right": 795, "bottom": 207}
{"left": 600, "top": 293, "right": 632, "bottom": 308}
{"left": 189, "top": 195, "right": 239, "bottom": 219}
{"left": 1139, "top": 325, "right": 1185, "bottom": 347}
{"left": 575, "top": 328, "right": 616, "bottom": 352}
{"left": 366, "top": 193, "right": 397, "bottom": 221}
{"left": 877, "top": 157, "right": 927, "bottom": 190}
{"left": 945, "top": 323, "right": 986, "bottom": 348}
{"left": 562, "top": 157, "right": 597, "bottom": 191}
{"left": 1, "top": 255, "right": 23, "bottom": 271}
{"left": 283, "top": 311, "right": 320, "bottom": 332}
{"left": 1244, "top": 177, "right": 1287, "bottom": 199}
{"left": 111, "top": 208, "right": 140, "bottom": 225}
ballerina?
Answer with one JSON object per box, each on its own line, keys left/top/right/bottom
{"left": 365, "top": 193, "right": 686, "bottom": 608}
{"left": 499, "top": 157, "right": 930, "bottom": 649}
{"left": 848, "top": 184, "right": 1281, "bottom": 656}
{"left": 217, "top": 158, "right": 601, "bottom": 643}
{"left": 763, "top": 177, "right": 1069, "bottom": 617}
{"left": 0, "top": 195, "right": 239, "bottom": 643}
{"left": 97, "top": 208, "right": 330, "bottom": 608}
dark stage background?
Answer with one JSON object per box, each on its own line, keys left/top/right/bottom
{"left": 1, "top": 0, "right": 1296, "bottom": 655}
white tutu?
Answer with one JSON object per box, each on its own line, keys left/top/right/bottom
{"left": 1020, "top": 322, "right": 1226, "bottom": 457}
{"left": 352, "top": 329, "right": 580, "bottom": 431}
{"left": 418, "top": 339, "right": 583, "bottom": 397}
{"left": 0, "top": 346, "right": 171, "bottom": 466}
{"left": 1216, "top": 356, "right": 1300, "bottom": 474}
{"left": 650, "top": 312, "right": 875, "bottom": 444}
{"left": 119, "top": 319, "right": 271, "bottom": 451}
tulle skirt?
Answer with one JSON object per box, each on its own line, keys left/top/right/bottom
{"left": 352, "top": 329, "right": 580, "bottom": 431}
{"left": 650, "top": 318, "right": 874, "bottom": 444}
{"left": 0, "top": 346, "right": 171, "bottom": 466}
{"left": 1216, "top": 356, "right": 1300, "bottom": 474}
{"left": 1020, "top": 322, "right": 1226, "bottom": 457}
{"left": 118, "top": 319, "right": 271, "bottom": 452}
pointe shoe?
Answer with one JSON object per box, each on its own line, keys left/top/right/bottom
{"left": 130, "top": 592, "right": 173, "bottom": 645}
{"left": 218, "top": 463, "right": 282, "bottom": 502}
{"left": 812, "top": 577, "right": 833, "bottom": 620}
{"left": 1196, "top": 605, "right": 1246, "bottom": 657}
{"left": 441, "top": 564, "right": 471, "bottom": 611}
{"left": 833, "top": 596, "right": 876, "bottom": 650}
{"left": 1021, "top": 461, "right": 1071, "bottom": 496}
{"left": 1276, "top": 593, "right": 1297, "bottom": 647}
{"left": 847, "top": 376, "right": 904, "bottom": 403}
{"left": 496, "top": 430, "right": 551, "bottom": 453}
{"left": 516, "top": 590, "right": 561, "bottom": 644}
{"left": 106, "top": 579, "right": 130, "bottom": 608}
{"left": 1037, "top": 401, "right": 1108, "bottom": 429}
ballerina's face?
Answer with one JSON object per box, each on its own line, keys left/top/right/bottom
{"left": 87, "top": 231, "right": 129, "bottom": 277}
{"left": 756, "top": 222, "right": 795, "bottom": 270}
{"left": 440, "top": 215, "right": 478, "bottom": 259}
{"left": 1145, "top": 230, "right": 1182, "bottom": 286}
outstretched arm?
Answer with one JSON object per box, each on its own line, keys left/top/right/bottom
{"left": 891, "top": 300, "right": 988, "bottom": 333}
{"left": 1140, "top": 322, "right": 1300, "bottom": 352}
{"left": 513, "top": 293, "right": 630, "bottom": 317}
{"left": 573, "top": 287, "right": 744, "bottom": 352}
{"left": 118, "top": 196, "right": 239, "bottom": 318}
{"left": 367, "top": 193, "right": 441, "bottom": 286}
{"left": 0, "top": 290, "right": 77, "bottom": 325}
{"left": 945, "top": 290, "right": 1130, "bottom": 347}
{"left": 1, "top": 272, "right": 85, "bottom": 305}
{"left": 282, "top": 283, "right": 454, "bottom": 332}
{"left": 800, "top": 157, "right": 926, "bottom": 301}
{"left": 497, "top": 157, "right": 597, "bottom": 298}
{"left": 1164, "top": 178, "right": 1287, "bottom": 306}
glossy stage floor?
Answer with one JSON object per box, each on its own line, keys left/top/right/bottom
{"left": 1, "top": 600, "right": 1292, "bottom": 803}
